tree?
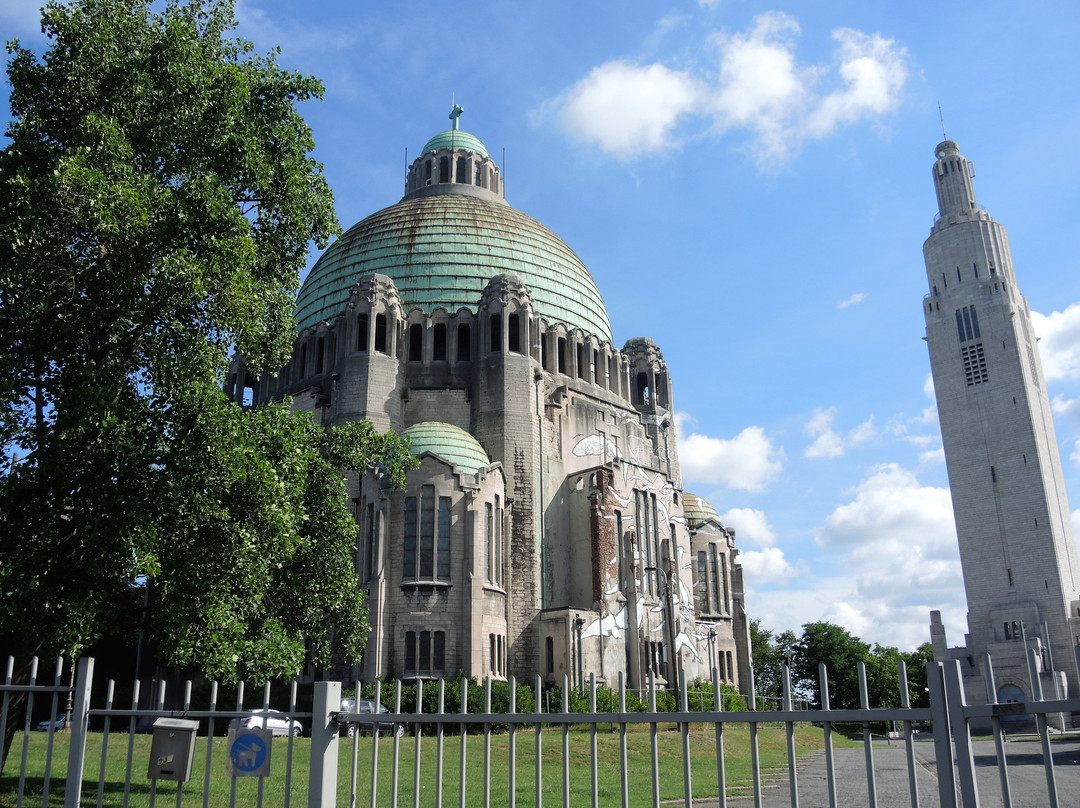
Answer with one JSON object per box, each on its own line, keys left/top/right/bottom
{"left": 902, "top": 642, "right": 934, "bottom": 708}
{"left": 793, "top": 622, "right": 871, "bottom": 709}
{"left": 0, "top": 0, "right": 414, "bottom": 683}
{"left": 749, "top": 619, "right": 798, "bottom": 707}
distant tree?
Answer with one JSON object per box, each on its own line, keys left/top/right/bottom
{"left": 0, "top": 0, "right": 416, "bottom": 689}
{"left": 794, "top": 622, "right": 871, "bottom": 709}
{"left": 902, "top": 642, "right": 934, "bottom": 708}
{"left": 749, "top": 619, "right": 798, "bottom": 706}
{"left": 864, "top": 644, "right": 905, "bottom": 708}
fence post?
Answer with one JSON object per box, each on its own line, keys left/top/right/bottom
{"left": 941, "top": 660, "right": 981, "bottom": 808}
{"left": 308, "top": 680, "right": 340, "bottom": 808}
{"left": 63, "top": 657, "right": 94, "bottom": 808}
{"left": 926, "top": 661, "right": 957, "bottom": 808}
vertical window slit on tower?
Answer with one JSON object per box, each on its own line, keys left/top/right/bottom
{"left": 409, "top": 323, "right": 422, "bottom": 361}
{"left": 357, "top": 313, "right": 369, "bottom": 351}
{"left": 433, "top": 323, "right": 447, "bottom": 361}
{"left": 456, "top": 322, "right": 471, "bottom": 361}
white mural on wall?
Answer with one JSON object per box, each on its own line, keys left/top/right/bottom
{"left": 581, "top": 605, "right": 628, "bottom": 639}
{"left": 572, "top": 434, "right": 623, "bottom": 460}
{"left": 675, "top": 631, "right": 700, "bottom": 660}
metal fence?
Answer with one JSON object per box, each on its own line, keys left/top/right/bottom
{"left": 2, "top": 650, "right": 1078, "bottom": 808}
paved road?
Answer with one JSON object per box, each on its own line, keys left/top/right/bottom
{"left": 698, "top": 736, "right": 1080, "bottom": 807}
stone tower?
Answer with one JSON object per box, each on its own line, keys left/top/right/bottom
{"left": 922, "top": 139, "right": 1080, "bottom": 720}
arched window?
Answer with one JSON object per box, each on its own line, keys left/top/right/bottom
{"left": 456, "top": 157, "right": 467, "bottom": 183}
{"left": 356, "top": 313, "right": 369, "bottom": 351}
{"left": 425, "top": 160, "right": 433, "bottom": 184}
{"left": 507, "top": 312, "right": 521, "bottom": 353}
{"left": 635, "top": 372, "right": 649, "bottom": 405}
{"left": 299, "top": 343, "right": 308, "bottom": 377}
{"left": 403, "top": 486, "right": 452, "bottom": 582}
{"left": 489, "top": 314, "right": 501, "bottom": 353}
{"left": 374, "top": 314, "right": 388, "bottom": 353}
{"left": 557, "top": 337, "right": 567, "bottom": 374}
{"left": 457, "top": 323, "right": 471, "bottom": 361}
{"left": 433, "top": 323, "right": 447, "bottom": 361}
{"left": 315, "top": 336, "right": 325, "bottom": 374}
{"left": 408, "top": 323, "right": 423, "bottom": 361}
{"left": 439, "top": 157, "right": 449, "bottom": 183}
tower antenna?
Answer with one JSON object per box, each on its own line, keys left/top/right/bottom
{"left": 938, "top": 103, "right": 948, "bottom": 141}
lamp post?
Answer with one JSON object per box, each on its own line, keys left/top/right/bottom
{"left": 573, "top": 615, "right": 585, "bottom": 693}
{"left": 707, "top": 627, "right": 717, "bottom": 684}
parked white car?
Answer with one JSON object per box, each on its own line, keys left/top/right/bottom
{"left": 230, "top": 709, "right": 303, "bottom": 737}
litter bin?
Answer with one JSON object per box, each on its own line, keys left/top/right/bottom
{"left": 147, "top": 717, "right": 200, "bottom": 782}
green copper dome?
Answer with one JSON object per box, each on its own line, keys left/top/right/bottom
{"left": 296, "top": 193, "right": 613, "bottom": 342}
{"left": 421, "top": 128, "right": 489, "bottom": 159}
{"left": 683, "top": 493, "right": 721, "bottom": 528}
{"left": 403, "top": 422, "right": 490, "bottom": 474}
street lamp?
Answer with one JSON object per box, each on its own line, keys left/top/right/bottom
{"left": 707, "top": 627, "right": 717, "bottom": 684}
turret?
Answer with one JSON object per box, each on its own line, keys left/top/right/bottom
{"left": 931, "top": 140, "right": 981, "bottom": 222}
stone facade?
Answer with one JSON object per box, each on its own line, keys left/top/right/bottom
{"left": 228, "top": 114, "right": 751, "bottom": 695}
{"left": 922, "top": 140, "right": 1080, "bottom": 727}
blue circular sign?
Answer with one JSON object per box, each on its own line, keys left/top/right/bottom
{"left": 230, "top": 732, "right": 268, "bottom": 772}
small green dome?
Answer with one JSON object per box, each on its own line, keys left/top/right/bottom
{"left": 296, "top": 194, "right": 613, "bottom": 342}
{"left": 422, "top": 128, "right": 490, "bottom": 159}
{"left": 403, "top": 422, "right": 490, "bottom": 474}
{"left": 683, "top": 493, "right": 721, "bottom": 528}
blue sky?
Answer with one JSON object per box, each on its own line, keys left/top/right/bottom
{"left": 5, "top": 0, "right": 1080, "bottom": 652}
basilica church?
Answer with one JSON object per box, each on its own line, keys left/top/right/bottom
{"left": 227, "top": 108, "right": 751, "bottom": 694}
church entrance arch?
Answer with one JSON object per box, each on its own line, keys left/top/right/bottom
{"left": 997, "top": 683, "right": 1026, "bottom": 725}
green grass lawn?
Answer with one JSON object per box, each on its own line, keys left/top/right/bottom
{"left": 1, "top": 722, "right": 857, "bottom": 807}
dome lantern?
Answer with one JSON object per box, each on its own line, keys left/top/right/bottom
{"left": 404, "top": 106, "right": 504, "bottom": 203}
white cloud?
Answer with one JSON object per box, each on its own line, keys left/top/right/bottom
{"left": 675, "top": 412, "right": 784, "bottom": 492}
{"left": 804, "top": 406, "right": 875, "bottom": 459}
{"left": 837, "top": 292, "right": 866, "bottom": 309}
{"left": 720, "top": 507, "right": 777, "bottom": 547}
{"left": 815, "top": 463, "right": 955, "bottom": 553}
{"left": 705, "top": 12, "right": 810, "bottom": 162}
{"left": 741, "top": 547, "right": 797, "bottom": 584}
{"left": 1051, "top": 394, "right": 1080, "bottom": 418}
{"left": 803, "top": 28, "right": 909, "bottom": 138}
{"left": 749, "top": 575, "right": 964, "bottom": 651}
{"left": 919, "top": 373, "right": 939, "bottom": 424}
{"left": 919, "top": 447, "right": 945, "bottom": 465}
{"left": 740, "top": 463, "right": 966, "bottom": 650}
{"left": 1031, "top": 303, "right": 1080, "bottom": 382}
{"left": 544, "top": 12, "right": 909, "bottom": 165}
{"left": 550, "top": 61, "right": 703, "bottom": 158}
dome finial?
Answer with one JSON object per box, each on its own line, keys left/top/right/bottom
{"left": 450, "top": 102, "right": 463, "bottom": 131}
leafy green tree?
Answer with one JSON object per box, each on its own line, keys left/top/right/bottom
{"left": 749, "top": 619, "right": 798, "bottom": 707}
{"left": 794, "top": 622, "right": 871, "bottom": 709}
{"left": 864, "top": 644, "right": 904, "bottom": 709}
{"left": 902, "top": 642, "right": 934, "bottom": 708}
{"left": 0, "top": 0, "right": 414, "bottom": 685}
